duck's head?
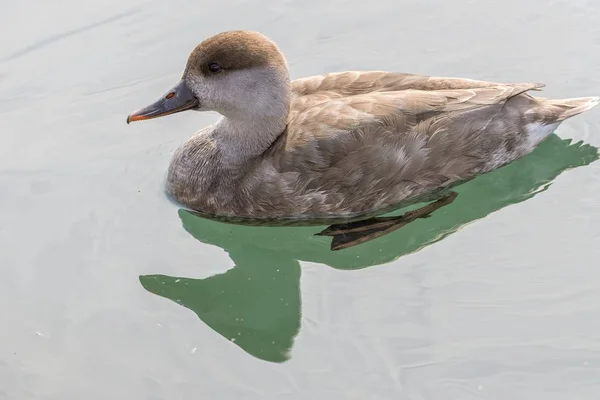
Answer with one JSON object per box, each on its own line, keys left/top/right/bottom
{"left": 127, "top": 30, "right": 291, "bottom": 124}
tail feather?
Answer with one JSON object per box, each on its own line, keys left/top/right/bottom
{"left": 540, "top": 96, "right": 600, "bottom": 121}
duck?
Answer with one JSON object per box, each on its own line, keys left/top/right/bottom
{"left": 127, "top": 30, "right": 598, "bottom": 250}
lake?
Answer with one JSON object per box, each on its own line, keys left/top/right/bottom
{"left": 1, "top": 0, "right": 600, "bottom": 398}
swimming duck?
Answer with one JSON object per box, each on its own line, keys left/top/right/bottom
{"left": 127, "top": 30, "right": 598, "bottom": 250}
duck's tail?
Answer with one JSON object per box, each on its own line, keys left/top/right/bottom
{"left": 534, "top": 96, "right": 599, "bottom": 122}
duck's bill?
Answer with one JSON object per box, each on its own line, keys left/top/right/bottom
{"left": 126, "top": 80, "right": 199, "bottom": 124}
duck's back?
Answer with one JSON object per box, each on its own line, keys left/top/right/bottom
{"left": 233, "top": 73, "right": 533, "bottom": 216}
{"left": 232, "top": 71, "right": 596, "bottom": 219}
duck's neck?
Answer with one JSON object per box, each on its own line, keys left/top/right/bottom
{"left": 213, "top": 113, "right": 286, "bottom": 161}
{"left": 212, "top": 98, "right": 290, "bottom": 163}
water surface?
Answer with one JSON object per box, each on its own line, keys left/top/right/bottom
{"left": 2, "top": 0, "right": 600, "bottom": 398}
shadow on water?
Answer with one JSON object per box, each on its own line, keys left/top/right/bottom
{"left": 139, "top": 134, "right": 598, "bottom": 363}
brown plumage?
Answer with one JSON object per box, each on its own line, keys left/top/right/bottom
{"left": 127, "top": 30, "right": 598, "bottom": 248}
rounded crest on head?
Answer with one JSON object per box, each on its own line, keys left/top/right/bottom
{"left": 184, "top": 30, "right": 287, "bottom": 76}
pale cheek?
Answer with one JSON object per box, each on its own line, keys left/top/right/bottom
{"left": 220, "top": 75, "right": 269, "bottom": 109}
{"left": 187, "top": 75, "right": 217, "bottom": 108}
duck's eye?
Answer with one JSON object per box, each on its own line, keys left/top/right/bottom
{"left": 208, "top": 62, "right": 222, "bottom": 73}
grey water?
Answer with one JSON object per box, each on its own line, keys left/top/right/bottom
{"left": 1, "top": 0, "right": 600, "bottom": 398}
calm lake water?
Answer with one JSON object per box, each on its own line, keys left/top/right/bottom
{"left": 2, "top": 0, "right": 600, "bottom": 398}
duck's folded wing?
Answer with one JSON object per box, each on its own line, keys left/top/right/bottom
{"left": 291, "top": 70, "right": 544, "bottom": 97}
{"left": 274, "top": 83, "right": 544, "bottom": 178}
{"left": 256, "top": 83, "right": 549, "bottom": 216}
{"left": 287, "top": 83, "right": 544, "bottom": 141}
